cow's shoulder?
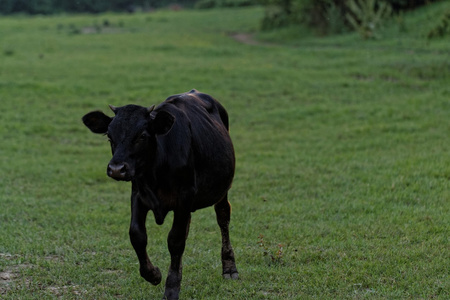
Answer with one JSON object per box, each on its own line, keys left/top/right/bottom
{"left": 152, "top": 102, "right": 192, "bottom": 170}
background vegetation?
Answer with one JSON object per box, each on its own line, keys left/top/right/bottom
{"left": 260, "top": 0, "right": 444, "bottom": 35}
{"left": 1, "top": 1, "right": 449, "bottom": 299}
{"left": 0, "top": 0, "right": 191, "bottom": 14}
{"left": 2, "top": 0, "right": 448, "bottom": 40}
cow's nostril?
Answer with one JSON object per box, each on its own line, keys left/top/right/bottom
{"left": 120, "top": 165, "right": 127, "bottom": 174}
{"left": 107, "top": 163, "right": 129, "bottom": 179}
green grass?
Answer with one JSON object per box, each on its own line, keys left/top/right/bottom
{"left": 1, "top": 4, "right": 449, "bottom": 299}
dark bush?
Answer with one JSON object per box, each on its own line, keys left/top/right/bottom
{"left": 0, "top": 0, "right": 55, "bottom": 14}
{"left": 0, "top": 0, "right": 199, "bottom": 14}
{"left": 195, "top": 0, "right": 258, "bottom": 9}
{"left": 389, "top": 0, "right": 437, "bottom": 12}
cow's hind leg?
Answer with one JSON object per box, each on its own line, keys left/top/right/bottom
{"left": 214, "top": 194, "right": 238, "bottom": 279}
{"left": 129, "top": 194, "right": 162, "bottom": 286}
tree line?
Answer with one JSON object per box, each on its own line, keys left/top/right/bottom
{"left": 1, "top": 0, "right": 438, "bottom": 16}
{"left": 0, "top": 0, "right": 198, "bottom": 14}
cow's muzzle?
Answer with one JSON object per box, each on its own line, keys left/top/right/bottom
{"left": 107, "top": 162, "right": 132, "bottom": 181}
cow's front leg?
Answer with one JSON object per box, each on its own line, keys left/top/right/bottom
{"left": 129, "top": 194, "right": 162, "bottom": 285}
{"left": 163, "top": 210, "right": 191, "bottom": 300}
{"left": 215, "top": 194, "right": 238, "bottom": 279}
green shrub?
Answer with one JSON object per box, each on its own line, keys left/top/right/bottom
{"left": 427, "top": 9, "right": 450, "bottom": 39}
{"left": 260, "top": 0, "right": 441, "bottom": 35}
{"left": 261, "top": 0, "right": 348, "bottom": 34}
{"left": 346, "top": 0, "right": 392, "bottom": 39}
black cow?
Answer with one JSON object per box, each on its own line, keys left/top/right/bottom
{"left": 82, "top": 90, "right": 238, "bottom": 299}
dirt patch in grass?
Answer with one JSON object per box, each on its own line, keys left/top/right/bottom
{"left": 0, "top": 258, "right": 32, "bottom": 295}
{"left": 230, "top": 33, "right": 275, "bottom": 46}
{"left": 0, "top": 253, "right": 84, "bottom": 297}
{"left": 47, "top": 285, "right": 87, "bottom": 298}
{"left": 81, "top": 27, "right": 127, "bottom": 34}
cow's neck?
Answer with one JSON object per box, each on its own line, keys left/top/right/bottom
{"left": 132, "top": 176, "right": 169, "bottom": 225}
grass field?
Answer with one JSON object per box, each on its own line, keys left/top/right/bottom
{"left": 1, "top": 3, "right": 449, "bottom": 299}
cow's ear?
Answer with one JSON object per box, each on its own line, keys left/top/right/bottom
{"left": 152, "top": 111, "right": 175, "bottom": 135}
{"left": 82, "top": 111, "right": 112, "bottom": 134}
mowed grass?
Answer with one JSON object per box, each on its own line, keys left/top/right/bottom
{"left": 0, "top": 4, "right": 449, "bottom": 299}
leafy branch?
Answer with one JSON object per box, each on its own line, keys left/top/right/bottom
{"left": 346, "top": 0, "right": 392, "bottom": 39}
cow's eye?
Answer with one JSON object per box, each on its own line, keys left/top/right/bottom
{"left": 107, "top": 135, "right": 115, "bottom": 145}
{"left": 137, "top": 132, "right": 147, "bottom": 142}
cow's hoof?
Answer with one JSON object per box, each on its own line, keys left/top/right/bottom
{"left": 223, "top": 271, "right": 239, "bottom": 280}
{"left": 163, "top": 289, "right": 180, "bottom": 300}
{"left": 140, "top": 266, "right": 162, "bottom": 286}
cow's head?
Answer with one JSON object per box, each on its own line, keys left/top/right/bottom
{"left": 82, "top": 104, "right": 175, "bottom": 181}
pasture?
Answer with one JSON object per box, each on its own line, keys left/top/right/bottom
{"left": 1, "top": 4, "right": 449, "bottom": 299}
